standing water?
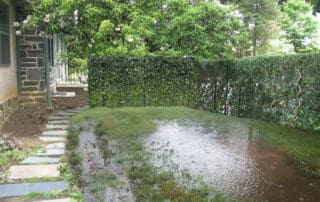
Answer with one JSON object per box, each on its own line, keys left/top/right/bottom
{"left": 145, "top": 121, "right": 320, "bottom": 201}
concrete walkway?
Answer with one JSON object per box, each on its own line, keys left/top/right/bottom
{"left": 0, "top": 107, "right": 86, "bottom": 200}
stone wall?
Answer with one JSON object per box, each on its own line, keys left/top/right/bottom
{"left": 0, "top": 96, "right": 19, "bottom": 129}
{"left": 19, "top": 28, "right": 47, "bottom": 105}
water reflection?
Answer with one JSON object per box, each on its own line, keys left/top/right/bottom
{"left": 145, "top": 121, "right": 320, "bottom": 201}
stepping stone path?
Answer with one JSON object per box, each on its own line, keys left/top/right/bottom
{"left": 0, "top": 181, "right": 68, "bottom": 198}
{"left": 0, "top": 108, "right": 86, "bottom": 200}
{"left": 42, "top": 130, "right": 68, "bottom": 136}
{"left": 39, "top": 136, "right": 65, "bottom": 142}
{"left": 46, "top": 124, "right": 69, "bottom": 130}
{"left": 36, "top": 148, "right": 65, "bottom": 156}
{"left": 34, "top": 198, "right": 71, "bottom": 202}
{"left": 8, "top": 164, "right": 61, "bottom": 180}
{"left": 20, "top": 157, "right": 61, "bottom": 164}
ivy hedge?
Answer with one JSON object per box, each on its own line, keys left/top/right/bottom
{"left": 88, "top": 56, "right": 199, "bottom": 108}
{"left": 88, "top": 54, "right": 320, "bottom": 130}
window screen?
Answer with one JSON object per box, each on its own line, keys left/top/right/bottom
{"left": 0, "top": 1, "right": 10, "bottom": 65}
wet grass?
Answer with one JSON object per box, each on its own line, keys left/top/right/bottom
{"left": 88, "top": 173, "right": 125, "bottom": 201}
{"left": 66, "top": 125, "right": 83, "bottom": 188}
{"left": 71, "top": 106, "right": 320, "bottom": 200}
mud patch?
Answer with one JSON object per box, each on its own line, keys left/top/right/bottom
{"left": 145, "top": 120, "right": 320, "bottom": 202}
{"left": 78, "top": 122, "right": 134, "bottom": 202}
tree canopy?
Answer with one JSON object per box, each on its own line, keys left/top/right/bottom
{"left": 20, "top": 0, "right": 319, "bottom": 60}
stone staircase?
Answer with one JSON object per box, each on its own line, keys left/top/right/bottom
{"left": 0, "top": 108, "right": 86, "bottom": 201}
{"left": 52, "top": 85, "right": 88, "bottom": 109}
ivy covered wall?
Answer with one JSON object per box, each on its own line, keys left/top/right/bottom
{"left": 88, "top": 57, "right": 199, "bottom": 108}
{"left": 88, "top": 54, "right": 320, "bottom": 130}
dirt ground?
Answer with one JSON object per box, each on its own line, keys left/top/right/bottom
{"left": 1, "top": 105, "right": 51, "bottom": 137}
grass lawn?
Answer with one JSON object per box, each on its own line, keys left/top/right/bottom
{"left": 70, "top": 107, "right": 320, "bottom": 201}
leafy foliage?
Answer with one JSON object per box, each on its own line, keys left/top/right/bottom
{"left": 88, "top": 56, "right": 199, "bottom": 108}
{"left": 281, "top": 0, "right": 318, "bottom": 52}
{"left": 27, "top": 0, "right": 243, "bottom": 59}
{"left": 89, "top": 55, "right": 320, "bottom": 130}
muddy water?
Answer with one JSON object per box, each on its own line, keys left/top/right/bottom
{"left": 145, "top": 121, "right": 320, "bottom": 202}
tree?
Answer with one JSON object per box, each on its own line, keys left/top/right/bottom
{"left": 282, "top": 0, "right": 318, "bottom": 52}
{"left": 22, "top": 0, "right": 244, "bottom": 59}
{"left": 235, "top": 0, "right": 282, "bottom": 55}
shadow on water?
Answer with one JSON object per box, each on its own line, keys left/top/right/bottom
{"left": 145, "top": 120, "right": 320, "bottom": 202}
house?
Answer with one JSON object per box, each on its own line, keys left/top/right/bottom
{"left": 0, "top": 0, "right": 19, "bottom": 128}
{"left": 0, "top": 0, "right": 88, "bottom": 129}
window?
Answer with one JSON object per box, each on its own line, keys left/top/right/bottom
{"left": 0, "top": 1, "right": 10, "bottom": 65}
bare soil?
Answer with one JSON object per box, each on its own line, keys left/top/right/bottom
{"left": 1, "top": 105, "right": 51, "bottom": 138}
{"left": 0, "top": 105, "right": 53, "bottom": 180}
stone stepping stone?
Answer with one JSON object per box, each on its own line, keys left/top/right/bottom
{"left": 20, "top": 156, "right": 61, "bottom": 164}
{"left": 0, "top": 181, "right": 67, "bottom": 198}
{"left": 66, "top": 109, "right": 81, "bottom": 113}
{"left": 46, "top": 142, "right": 65, "bottom": 149}
{"left": 42, "top": 130, "right": 68, "bottom": 136}
{"left": 34, "top": 198, "right": 71, "bottom": 202}
{"left": 48, "top": 116, "right": 70, "bottom": 121}
{"left": 39, "top": 137, "right": 65, "bottom": 142}
{"left": 8, "top": 164, "right": 61, "bottom": 180}
{"left": 48, "top": 120, "right": 70, "bottom": 125}
{"left": 36, "top": 148, "right": 65, "bottom": 157}
{"left": 46, "top": 124, "right": 69, "bottom": 130}
{"left": 55, "top": 112, "right": 74, "bottom": 116}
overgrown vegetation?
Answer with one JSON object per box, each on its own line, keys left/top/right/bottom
{"left": 71, "top": 107, "right": 320, "bottom": 201}
{"left": 66, "top": 126, "right": 83, "bottom": 188}
{"left": 88, "top": 54, "right": 320, "bottom": 130}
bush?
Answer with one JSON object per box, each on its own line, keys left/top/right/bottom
{"left": 88, "top": 56, "right": 200, "bottom": 107}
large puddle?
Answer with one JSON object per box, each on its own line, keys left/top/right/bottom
{"left": 145, "top": 121, "right": 320, "bottom": 201}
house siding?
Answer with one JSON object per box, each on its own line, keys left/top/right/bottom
{"left": 0, "top": 0, "right": 19, "bottom": 128}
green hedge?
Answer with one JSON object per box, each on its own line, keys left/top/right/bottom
{"left": 197, "top": 54, "right": 320, "bottom": 130}
{"left": 88, "top": 56, "right": 199, "bottom": 108}
{"left": 88, "top": 54, "right": 320, "bottom": 130}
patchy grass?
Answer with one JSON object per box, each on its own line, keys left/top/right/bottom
{"left": 0, "top": 150, "right": 26, "bottom": 166}
{"left": 71, "top": 106, "right": 320, "bottom": 201}
{"left": 66, "top": 125, "right": 83, "bottom": 188}
{"left": 87, "top": 173, "right": 125, "bottom": 201}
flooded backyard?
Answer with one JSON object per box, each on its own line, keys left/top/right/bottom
{"left": 145, "top": 121, "right": 320, "bottom": 202}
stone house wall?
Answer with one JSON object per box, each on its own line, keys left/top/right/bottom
{"left": 18, "top": 28, "right": 47, "bottom": 105}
